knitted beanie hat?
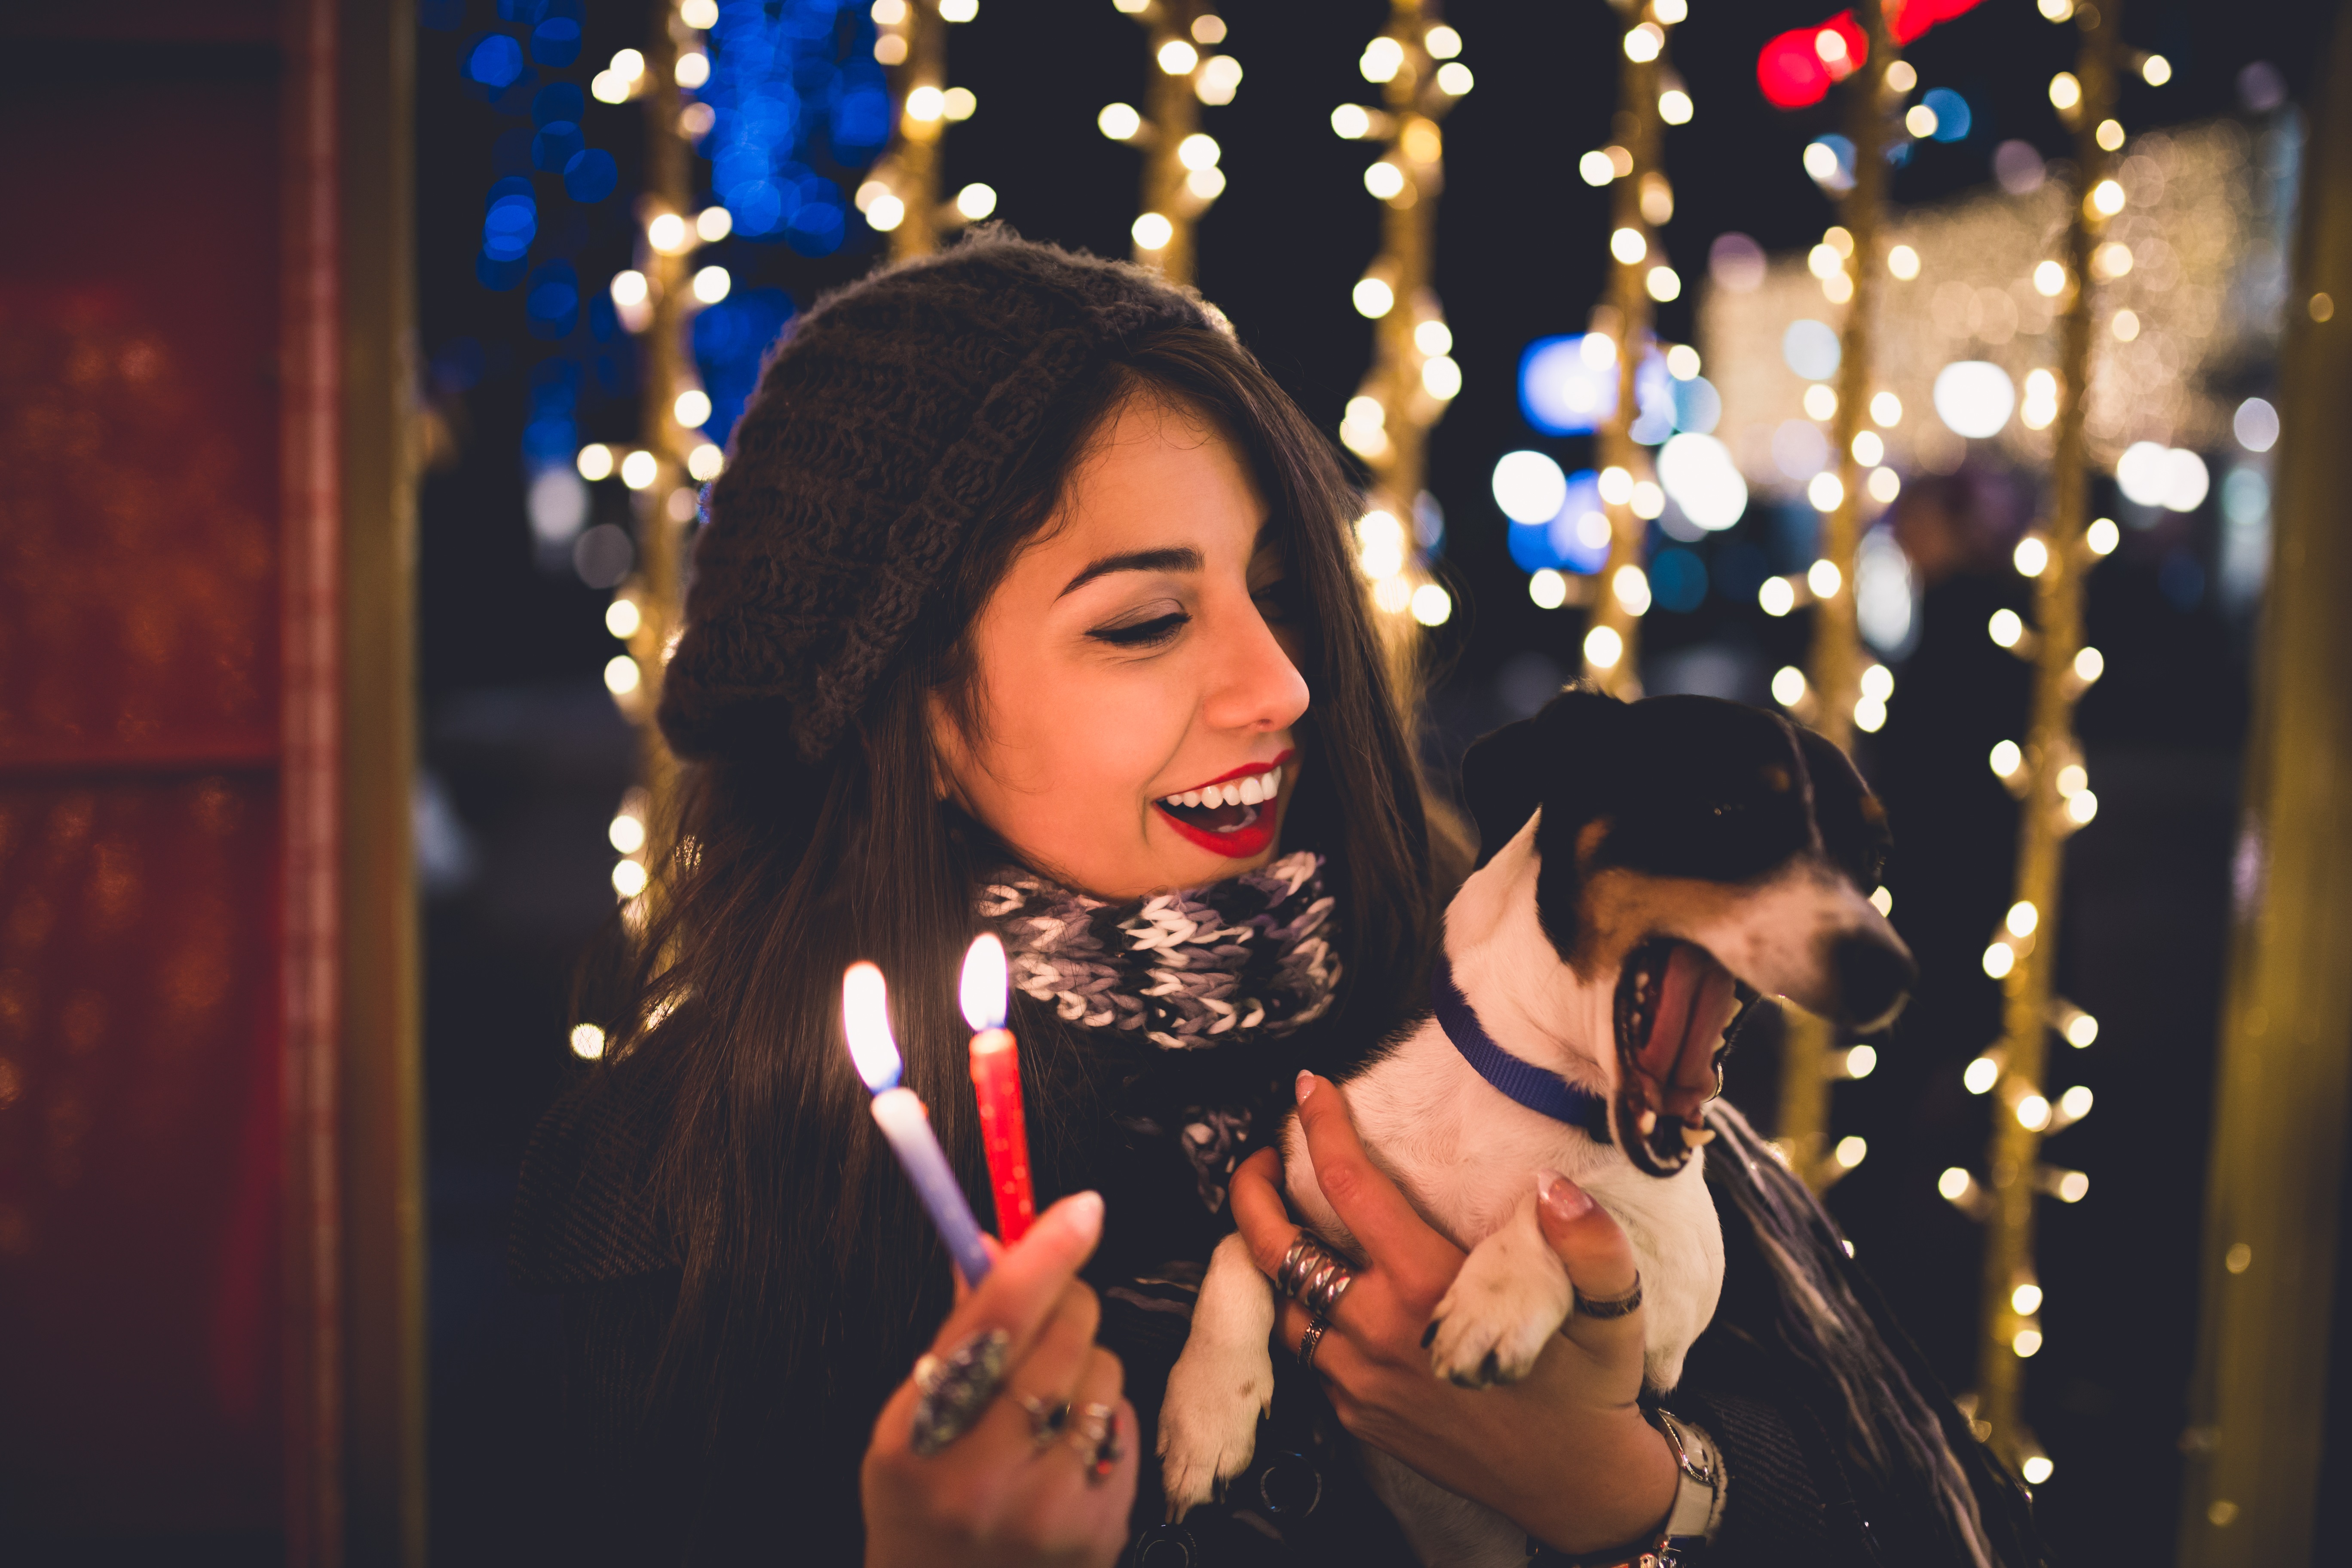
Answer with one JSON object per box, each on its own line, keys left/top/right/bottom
{"left": 657, "top": 233, "right": 1218, "bottom": 765}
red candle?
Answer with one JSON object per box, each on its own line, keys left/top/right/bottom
{"left": 960, "top": 934, "right": 1034, "bottom": 1243}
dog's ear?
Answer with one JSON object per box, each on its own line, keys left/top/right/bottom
{"left": 1792, "top": 723, "right": 1891, "bottom": 888}
{"left": 1461, "top": 685, "right": 1629, "bottom": 868}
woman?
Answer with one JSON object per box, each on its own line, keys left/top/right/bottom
{"left": 511, "top": 236, "right": 2044, "bottom": 1567}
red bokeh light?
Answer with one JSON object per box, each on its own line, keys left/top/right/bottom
{"left": 1756, "top": 1, "right": 1986, "bottom": 110}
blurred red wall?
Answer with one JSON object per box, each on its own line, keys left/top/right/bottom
{"left": 0, "top": 4, "right": 291, "bottom": 1541}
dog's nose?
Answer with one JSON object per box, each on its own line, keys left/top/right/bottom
{"left": 1831, "top": 931, "right": 1917, "bottom": 1032}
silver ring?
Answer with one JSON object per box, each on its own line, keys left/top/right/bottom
{"left": 910, "top": 1328, "right": 1009, "bottom": 1456}
{"left": 1279, "top": 1235, "right": 1356, "bottom": 1319}
{"left": 1277, "top": 1236, "right": 1328, "bottom": 1296}
{"left": 1298, "top": 1316, "right": 1330, "bottom": 1373}
{"left": 1303, "top": 1259, "right": 1355, "bottom": 1319}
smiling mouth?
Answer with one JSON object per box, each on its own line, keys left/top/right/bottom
{"left": 1612, "top": 938, "right": 1754, "bottom": 1177}
{"left": 1152, "top": 756, "right": 1290, "bottom": 858}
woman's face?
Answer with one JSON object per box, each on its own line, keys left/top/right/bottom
{"left": 934, "top": 393, "right": 1310, "bottom": 900}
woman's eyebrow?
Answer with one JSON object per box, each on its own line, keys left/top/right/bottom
{"left": 1057, "top": 546, "right": 1202, "bottom": 598}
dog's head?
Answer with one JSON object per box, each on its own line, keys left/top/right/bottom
{"left": 1461, "top": 686, "right": 1914, "bottom": 1177}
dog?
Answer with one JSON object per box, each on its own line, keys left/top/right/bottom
{"left": 1156, "top": 688, "right": 1917, "bottom": 1565}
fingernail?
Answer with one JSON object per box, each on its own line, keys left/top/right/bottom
{"left": 1060, "top": 1190, "right": 1104, "bottom": 1243}
{"left": 1295, "top": 1071, "right": 1317, "bottom": 1103}
{"left": 1539, "top": 1169, "right": 1595, "bottom": 1222}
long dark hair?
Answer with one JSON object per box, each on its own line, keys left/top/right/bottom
{"left": 579, "top": 319, "right": 1455, "bottom": 1506}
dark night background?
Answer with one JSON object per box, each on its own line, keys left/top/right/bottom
{"left": 411, "top": 2, "right": 2346, "bottom": 1561}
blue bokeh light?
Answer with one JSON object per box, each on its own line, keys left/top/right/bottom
{"left": 564, "top": 148, "right": 619, "bottom": 202}
{"left": 1506, "top": 469, "right": 1611, "bottom": 575}
{"left": 1649, "top": 547, "right": 1707, "bottom": 613}
{"left": 522, "top": 356, "right": 581, "bottom": 471}
{"left": 466, "top": 33, "right": 526, "bottom": 89}
{"left": 694, "top": 287, "right": 797, "bottom": 447}
{"left": 1522, "top": 336, "right": 1717, "bottom": 445}
{"left": 1922, "top": 87, "right": 1972, "bottom": 143}
{"left": 1519, "top": 336, "right": 1614, "bottom": 435}
{"left": 525, "top": 261, "right": 580, "bottom": 341}
{"left": 1629, "top": 353, "right": 1676, "bottom": 446}
{"left": 1672, "top": 376, "right": 1721, "bottom": 435}
{"left": 482, "top": 177, "right": 537, "bottom": 261}
{"left": 703, "top": 0, "right": 884, "bottom": 244}
{"left": 530, "top": 1, "right": 583, "bottom": 68}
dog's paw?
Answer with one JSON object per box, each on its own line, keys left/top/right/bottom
{"left": 1156, "top": 1338, "right": 1272, "bottom": 1520}
{"left": 1424, "top": 1214, "right": 1574, "bottom": 1388}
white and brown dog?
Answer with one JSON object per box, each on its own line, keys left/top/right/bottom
{"left": 1158, "top": 689, "right": 1916, "bottom": 1565}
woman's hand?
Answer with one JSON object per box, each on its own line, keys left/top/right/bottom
{"left": 862, "top": 1191, "right": 1139, "bottom": 1568}
{"left": 1229, "top": 1075, "right": 1679, "bottom": 1556}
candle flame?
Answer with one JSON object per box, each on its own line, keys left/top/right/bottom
{"left": 960, "top": 933, "right": 1008, "bottom": 1032}
{"left": 842, "top": 962, "right": 903, "bottom": 1090}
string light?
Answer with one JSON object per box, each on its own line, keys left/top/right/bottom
{"left": 1762, "top": 0, "right": 1914, "bottom": 1194}
{"left": 1110, "top": 4, "right": 1241, "bottom": 283}
{"left": 1579, "top": 0, "right": 1684, "bottom": 697}
{"left": 863, "top": 0, "right": 984, "bottom": 260}
{"left": 1963, "top": 3, "right": 2128, "bottom": 1483}
{"left": 1336, "top": 4, "right": 1467, "bottom": 648}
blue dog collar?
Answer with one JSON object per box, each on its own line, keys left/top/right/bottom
{"left": 1430, "top": 952, "right": 1614, "bottom": 1141}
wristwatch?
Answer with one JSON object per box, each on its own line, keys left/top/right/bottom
{"left": 1528, "top": 1407, "right": 1723, "bottom": 1568}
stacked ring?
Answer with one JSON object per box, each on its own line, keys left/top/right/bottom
{"left": 1277, "top": 1235, "right": 1356, "bottom": 1320}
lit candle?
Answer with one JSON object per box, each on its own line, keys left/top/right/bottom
{"left": 842, "top": 962, "right": 992, "bottom": 1286}
{"left": 961, "top": 934, "right": 1035, "bottom": 1244}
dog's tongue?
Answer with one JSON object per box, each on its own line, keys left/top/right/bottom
{"left": 1638, "top": 943, "right": 1740, "bottom": 1119}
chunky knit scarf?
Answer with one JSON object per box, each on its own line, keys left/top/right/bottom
{"left": 975, "top": 850, "right": 1341, "bottom": 1050}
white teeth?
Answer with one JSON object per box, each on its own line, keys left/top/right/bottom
{"left": 1182, "top": 790, "right": 1203, "bottom": 807}
{"left": 1238, "top": 776, "right": 1265, "bottom": 805}
{"left": 1266, "top": 766, "right": 1281, "bottom": 797}
{"left": 1637, "top": 1109, "right": 1658, "bottom": 1137}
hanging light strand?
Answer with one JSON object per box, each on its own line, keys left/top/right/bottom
{"left": 858, "top": 0, "right": 986, "bottom": 258}
{"left": 1775, "top": 0, "right": 1902, "bottom": 1195}
{"left": 1336, "top": 1, "right": 1470, "bottom": 650}
{"left": 597, "top": 0, "right": 713, "bottom": 919}
{"left": 1955, "top": 0, "right": 2125, "bottom": 1486}
{"left": 1110, "top": 1, "right": 1239, "bottom": 283}
{"left": 1580, "top": 0, "right": 1679, "bottom": 693}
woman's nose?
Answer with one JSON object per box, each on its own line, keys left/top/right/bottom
{"left": 1202, "top": 595, "right": 1310, "bottom": 735}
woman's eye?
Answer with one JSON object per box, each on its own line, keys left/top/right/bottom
{"left": 1088, "top": 611, "right": 1191, "bottom": 647}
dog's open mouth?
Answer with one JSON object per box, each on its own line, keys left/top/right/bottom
{"left": 1612, "top": 937, "right": 1752, "bottom": 1176}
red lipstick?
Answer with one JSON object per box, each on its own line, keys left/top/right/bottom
{"left": 1153, "top": 749, "right": 1295, "bottom": 859}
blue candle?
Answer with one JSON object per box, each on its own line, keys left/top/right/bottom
{"left": 843, "top": 962, "right": 992, "bottom": 1286}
